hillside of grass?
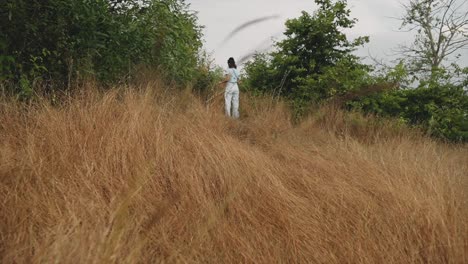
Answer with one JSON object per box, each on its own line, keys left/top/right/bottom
{"left": 0, "top": 80, "right": 466, "bottom": 263}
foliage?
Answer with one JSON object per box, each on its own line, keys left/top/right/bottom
{"left": 0, "top": 0, "right": 203, "bottom": 95}
{"left": 243, "top": 0, "right": 369, "bottom": 116}
{"left": 192, "top": 51, "right": 224, "bottom": 94}
{"left": 348, "top": 66, "right": 468, "bottom": 142}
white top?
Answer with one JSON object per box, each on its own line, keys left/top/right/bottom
{"left": 226, "top": 68, "right": 240, "bottom": 83}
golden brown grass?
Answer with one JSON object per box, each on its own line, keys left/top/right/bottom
{"left": 0, "top": 80, "right": 467, "bottom": 263}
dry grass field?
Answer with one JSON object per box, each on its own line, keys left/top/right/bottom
{"left": 0, "top": 80, "right": 467, "bottom": 263}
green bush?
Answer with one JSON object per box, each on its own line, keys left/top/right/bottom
{"left": 0, "top": 0, "right": 202, "bottom": 94}
{"left": 348, "top": 74, "right": 468, "bottom": 142}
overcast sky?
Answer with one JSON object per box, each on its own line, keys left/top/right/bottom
{"left": 187, "top": 0, "right": 468, "bottom": 70}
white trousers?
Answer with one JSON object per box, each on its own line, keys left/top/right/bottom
{"left": 225, "top": 83, "right": 239, "bottom": 119}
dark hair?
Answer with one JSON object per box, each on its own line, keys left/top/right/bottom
{"left": 227, "top": 57, "right": 237, "bottom": 69}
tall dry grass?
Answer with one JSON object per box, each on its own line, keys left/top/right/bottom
{"left": 0, "top": 80, "right": 467, "bottom": 263}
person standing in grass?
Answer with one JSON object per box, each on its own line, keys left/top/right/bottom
{"left": 222, "top": 57, "right": 240, "bottom": 119}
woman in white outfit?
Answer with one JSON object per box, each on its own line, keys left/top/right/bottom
{"left": 223, "top": 57, "right": 240, "bottom": 119}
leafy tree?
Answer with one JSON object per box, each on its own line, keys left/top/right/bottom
{"left": 244, "top": 0, "right": 369, "bottom": 115}
{"left": 0, "top": 0, "right": 203, "bottom": 95}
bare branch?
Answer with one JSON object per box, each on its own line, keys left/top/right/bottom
{"left": 398, "top": 0, "right": 468, "bottom": 75}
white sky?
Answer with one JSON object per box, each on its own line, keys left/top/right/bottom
{"left": 187, "top": 0, "right": 468, "bottom": 70}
